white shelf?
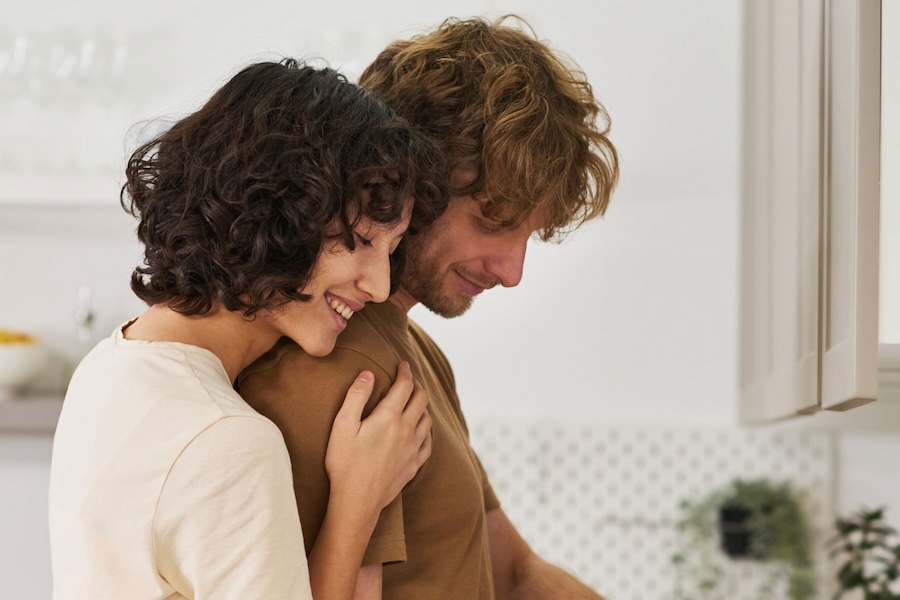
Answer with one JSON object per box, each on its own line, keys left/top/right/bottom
{"left": 0, "top": 174, "right": 124, "bottom": 206}
{"left": 0, "top": 395, "right": 64, "bottom": 434}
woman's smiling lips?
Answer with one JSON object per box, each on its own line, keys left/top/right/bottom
{"left": 324, "top": 292, "right": 365, "bottom": 330}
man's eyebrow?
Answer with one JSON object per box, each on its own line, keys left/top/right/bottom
{"left": 474, "top": 213, "right": 506, "bottom": 228}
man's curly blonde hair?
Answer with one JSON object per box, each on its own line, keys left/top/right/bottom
{"left": 359, "top": 15, "right": 619, "bottom": 241}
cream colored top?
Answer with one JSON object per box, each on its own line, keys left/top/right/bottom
{"left": 49, "top": 325, "right": 312, "bottom": 600}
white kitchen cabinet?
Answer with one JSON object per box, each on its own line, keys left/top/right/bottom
{"left": 739, "top": 0, "right": 884, "bottom": 422}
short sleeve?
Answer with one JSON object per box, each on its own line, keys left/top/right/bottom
{"left": 363, "top": 495, "right": 406, "bottom": 565}
{"left": 153, "top": 416, "right": 312, "bottom": 600}
{"left": 239, "top": 343, "right": 408, "bottom": 566}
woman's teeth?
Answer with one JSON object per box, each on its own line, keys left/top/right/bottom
{"left": 329, "top": 298, "right": 354, "bottom": 320}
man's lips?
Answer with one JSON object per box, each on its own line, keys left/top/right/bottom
{"left": 454, "top": 271, "right": 494, "bottom": 295}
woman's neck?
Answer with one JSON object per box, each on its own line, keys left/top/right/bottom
{"left": 122, "top": 304, "right": 279, "bottom": 383}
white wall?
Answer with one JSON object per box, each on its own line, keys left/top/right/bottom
{"left": 881, "top": 0, "right": 900, "bottom": 344}
{"left": 2, "top": 0, "right": 743, "bottom": 419}
{"left": 0, "top": 1, "right": 898, "bottom": 598}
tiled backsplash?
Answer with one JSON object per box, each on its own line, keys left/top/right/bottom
{"left": 470, "top": 420, "right": 835, "bottom": 600}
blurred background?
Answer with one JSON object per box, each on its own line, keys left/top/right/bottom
{"left": 0, "top": 0, "right": 897, "bottom": 598}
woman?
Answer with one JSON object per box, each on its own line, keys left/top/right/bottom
{"left": 48, "top": 59, "right": 447, "bottom": 600}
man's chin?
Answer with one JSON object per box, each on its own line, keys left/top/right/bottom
{"left": 420, "top": 293, "right": 475, "bottom": 319}
{"left": 400, "top": 271, "right": 476, "bottom": 318}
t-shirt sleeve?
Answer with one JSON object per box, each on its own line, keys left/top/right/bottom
{"left": 408, "top": 320, "right": 501, "bottom": 513}
{"left": 239, "top": 344, "right": 407, "bottom": 566}
{"left": 153, "top": 415, "right": 313, "bottom": 600}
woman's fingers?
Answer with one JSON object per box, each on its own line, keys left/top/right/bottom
{"left": 334, "top": 371, "right": 375, "bottom": 426}
{"left": 375, "top": 362, "right": 415, "bottom": 414}
{"left": 416, "top": 414, "right": 433, "bottom": 466}
{"left": 401, "top": 378, "right": 429, "bottom": 437}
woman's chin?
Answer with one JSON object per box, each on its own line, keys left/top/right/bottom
{"left": 295, "top": 335, "right": 338, "bottom": 358}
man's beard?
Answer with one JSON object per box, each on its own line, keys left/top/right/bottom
{"left": 398, "top": 234, "right": 474, "bottom": 319}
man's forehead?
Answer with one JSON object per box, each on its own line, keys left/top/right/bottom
{"left": 525, "top": 201, "right": 554, "bottom": 232}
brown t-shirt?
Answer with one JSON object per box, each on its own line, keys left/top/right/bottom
{"left": 239, "top": 301, "right": 500, "bottom": 600}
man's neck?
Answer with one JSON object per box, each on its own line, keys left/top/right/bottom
{"left": 388, "top": 287, "right": 418, "bottom": 314}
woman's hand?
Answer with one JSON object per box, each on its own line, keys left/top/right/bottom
{"left": 309, "top": 364, "right": 429, "bottom": 600}
{"left": 325, "top": 361, "right": 432, "bottom": 518}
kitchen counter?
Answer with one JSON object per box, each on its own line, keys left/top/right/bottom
{"left": 0, "top": 395, "right": 63, "bottom": 434}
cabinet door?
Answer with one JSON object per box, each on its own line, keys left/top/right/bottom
{"left": 740, "top": 0, "right": 823, "bottom": 422}
{"left": 740, "top": 0, "right": 881, "bottom": 422}
{"left": 820, "top": 0, "right": 881, "bottom": 410}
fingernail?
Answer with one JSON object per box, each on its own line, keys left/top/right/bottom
{"left": 357, "top": 371, "right": 374, "bottom": 382}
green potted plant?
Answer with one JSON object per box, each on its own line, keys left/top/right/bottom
{"left": 672, "top": 478, "right": 816, "bottom": 600}
{"left": 828, "top": 507, "right": 900, "bottom": 599}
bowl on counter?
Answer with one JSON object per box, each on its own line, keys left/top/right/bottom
{"left": 0, "top": 329, "right": 48, "bottom": 401}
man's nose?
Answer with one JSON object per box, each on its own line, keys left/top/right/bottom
{"left": 486, "top": 238, "right": 527, "bottom": 288}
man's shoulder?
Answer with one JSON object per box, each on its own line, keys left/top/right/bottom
{"left": 241, "top": 305, "right": 404, "bottom": 384}
{"left": 406, "top": 318, "right": 437, "bottom": 349}
{"left": 406, "top": 319, "right": 451, "bottom": 368}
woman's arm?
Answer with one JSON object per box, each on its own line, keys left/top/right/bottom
{"left": 307, "top": 362, "right": 431, "bottom": 600}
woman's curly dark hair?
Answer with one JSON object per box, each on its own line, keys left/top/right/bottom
{"left": 122, "top": 59, "right": 448, "bottom": 316}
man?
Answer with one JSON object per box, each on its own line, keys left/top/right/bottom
{"left": 240, "top": 16, "right": 618, "bottom": 599}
